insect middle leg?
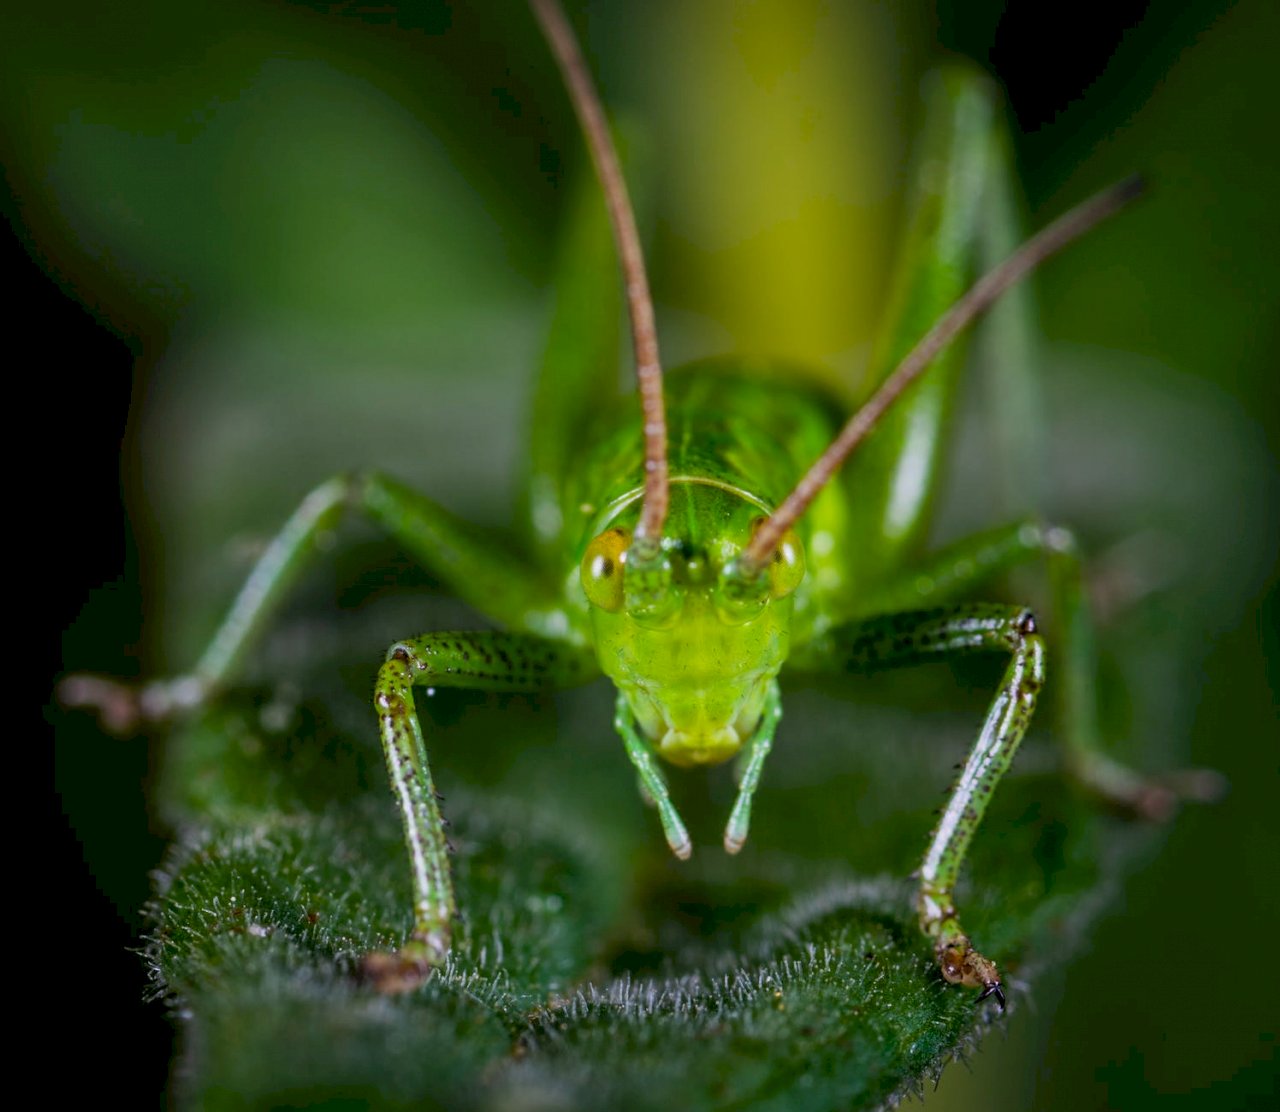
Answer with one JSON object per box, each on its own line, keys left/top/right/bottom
{"left": 61, "top": 471, "right": 575, "bottom": 730}
{"left": 850, "top": 519, "right": 1223, "bottom": 817}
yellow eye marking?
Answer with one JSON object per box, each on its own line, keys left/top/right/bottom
{"left": 581, "top": 528, "right": 629, "bottom": 611}
{"left": 769, "top": 528, "right": 805, "bottom": 599}
{"left": 748, "top": 518, "right": 805, "bottom": 599}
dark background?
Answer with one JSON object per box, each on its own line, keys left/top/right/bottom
{"left": 21, "top": 1, "right": 1276, "bottom": 1106}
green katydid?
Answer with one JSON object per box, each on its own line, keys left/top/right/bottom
{"left": 60, "top": 0, "right": 1221, "bottom": 1006}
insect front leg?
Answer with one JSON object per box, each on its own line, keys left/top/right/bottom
{"left": 792, "top": 604, "right": 1048, "bottom": 1006}
{"left": 365, "top": 630, "right": 595, "bottom": 994}
{"left": 60, "top": 471, "right": 574, "bottom": 730}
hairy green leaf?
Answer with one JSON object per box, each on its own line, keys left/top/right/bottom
{"left": 146, "top": 652, "right": 1153, "bottom": 1110}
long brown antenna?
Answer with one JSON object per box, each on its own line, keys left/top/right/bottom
{"left": 529, "top": 0, "right": 669, "bottom": 552}
{"left": 739, "top": 175, "right": 1145, "bottom": 574}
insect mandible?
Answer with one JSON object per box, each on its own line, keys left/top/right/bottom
{"left": 60, "top": 0, "right": 1220, "bottom": 1004}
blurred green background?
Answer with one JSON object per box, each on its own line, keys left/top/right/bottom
{"left": 24, "top": 0, "right": 1275, "bottom": 1106}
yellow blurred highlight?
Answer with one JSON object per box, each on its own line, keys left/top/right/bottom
{"left": 639, "top": 1, "right": 915, "bottom": 383}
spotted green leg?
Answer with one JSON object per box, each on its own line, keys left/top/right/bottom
{"left": 57, "top": 145, "right": 628, "bottom": 992}
{"left": 58, "top": 469, "right": 599, "bottom": 992}
{"left": 366, "top": 631, "right": 594, "bottom": 992}
{"left": 794, "top": 519, "right": 1223, "bottom": 1004}
{"left": 794, "top": 602, "right": 1044, "bottom": 1005}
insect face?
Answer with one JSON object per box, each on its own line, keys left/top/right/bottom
{"left": 580, "top": 483, "right": 804, "bottom": 767}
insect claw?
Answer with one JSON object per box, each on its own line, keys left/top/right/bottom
{"left": 937, "top": 936, "right": 1002, "bottom": 1005}
{"left": 977, "top": 981, "right": 1006, "bottom": 1010}
{"left": 361, "top": 936, "right": 440, "bottom": 995}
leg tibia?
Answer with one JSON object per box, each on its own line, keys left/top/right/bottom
{"left": 792, "top": 603, "right": 1044, "bottom": 1006}
{"left": 365, "top": 646, "right": 453, "bottom": 992}
{"left": 60, "top": 471, "right": 574, "bottom": 733}
{"left": 60, "top": 476, "right": 355, "bottom": 733}
{"left": 364, "top": 631, "right": 595, "bottom": 993}
{"left": 918, "top": 624, "right": 1044, "bottom": 1009}
{"left": 849, "top": 519, "right": 1224, "bottom": 817}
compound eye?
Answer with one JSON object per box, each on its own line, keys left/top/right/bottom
{"left": 746, "top": 518, "right": 805, "bottom": 600}
{"left": 768, "top": 528, "right": 806, "bottom": 599}
{"left": 580, "top": 528, "right": 628, "bottom": 612}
